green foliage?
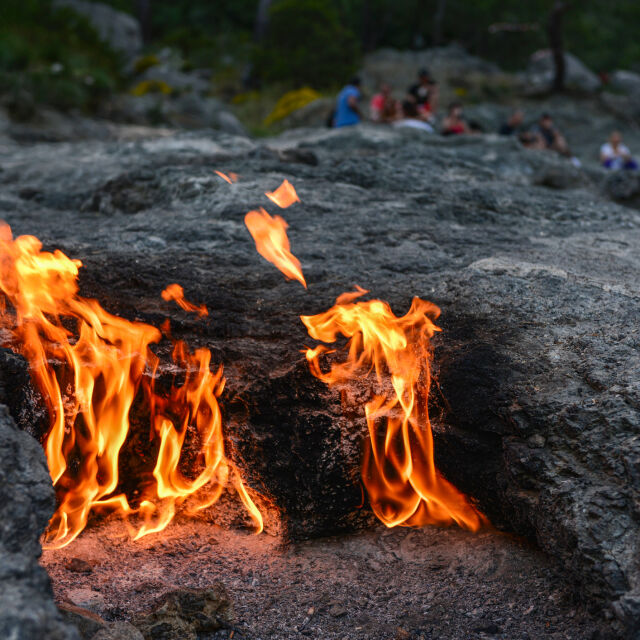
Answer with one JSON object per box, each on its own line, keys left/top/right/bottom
{"left": 254, "top": 0, "right": 361, "bottom": 89}
{"left": 133, "top": 54, "right": 160, "bottom": 75}
{"left": 0, "top": 0, "right": 122, "bottom": 113}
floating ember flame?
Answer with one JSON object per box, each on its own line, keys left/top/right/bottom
{"left": 161, "top": 283, "right": 208, "bottom": 317}
{"left": 214, "top": 170, "right": 238, "bottom": 184}
{"left": 265, "top": 179, "right": 300, "bottom": 209}
{"left": 245, "top": 208, "right": 306, "bottom": 287}
{"left": 0, "top": 225, "right": 262, "bottom": 547}
{"left": 302, "top": 288, "right": 486, "bottom": 531}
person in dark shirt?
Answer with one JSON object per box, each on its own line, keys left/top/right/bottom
{"left": 532, "top": 113, "right": 570, "bottom": 155}
{"left": 499, "top": 110, "right": 525, "bottom": 136}
{"left": 407, "top": 69, "right": 438, "bottom": 121}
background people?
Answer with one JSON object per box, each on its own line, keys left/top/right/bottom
{"left": 392, "top": 100, "right": 434, "bottom": 132}
{"left": 441, "top": 102, "right": 471, "bottom": 135}
{"left": 369, "top": 83, "right": 400, "bottom": 123}
{"left": 600, "top": 131, "right": 638, "bottom": 170}
{"left": 407, "top": 69, "right": 438, "bottom": 122}
{"left": 334, "top": 77, "right": 362, "bottom": 128}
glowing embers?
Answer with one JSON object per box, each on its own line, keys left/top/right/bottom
{"left": 0, "top": 225, "right": 262, "bottom": 548}
{"left": 302, "top": 288, "right": 487, "bottom": 531}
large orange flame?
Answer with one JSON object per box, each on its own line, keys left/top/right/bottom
{"left": 0, "top": 224, "right": 262, "bottom": 547}
{"left": 245, "top": 208, "right": 306, "bottom": 288}
{"left": 301, "top": 288, "right": 486, "bottom": 531}
{"left": 161, "top": 283, "right": 208, "bottom": 317}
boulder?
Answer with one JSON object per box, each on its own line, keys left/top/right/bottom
{"left": 53, "top": 0, "right": 142, "bottom": 60}
{"left": 524, "top": 49, "right": 601, "bottom": 94}
{"left": 0, "top": 405, "right": 79, "bottom": 639}
{"left": 106, "top": 93, "right": 247, "bottom": 135}
{"left": 3, "top": 124, "right": 640, "bottom": 636}
{"left": 610, "top": 70, "right": 640, "bottom": 96}
{"left": 361, "top": 44, "right": 501, "bottom": 91}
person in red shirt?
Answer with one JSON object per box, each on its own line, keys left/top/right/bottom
{"left": 369, "top": 84, "right": 400, "bottom": 123}
{"left": 441, "top": 103, "right": 471, "bottom": 136}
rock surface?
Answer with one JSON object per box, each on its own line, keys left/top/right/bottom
{"left": 1, "top": 122, "right": 639, "bottom": 635}
{"left": 53, "top": 0, "right": 142, "bottom": 60}
{"left": 524, "top": 49, "right": 601, "bottom": 94}
{"left": 0, "top": 405, "right": 78, "bottom": 639}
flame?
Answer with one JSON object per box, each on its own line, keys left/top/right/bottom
{"left": 161, "top": 283, "right": 208, "bottom": 317}
{"left": 245, "top": 208, "right": 306, "bottom": 288}
{"left": 214, "top": 170, "right": 238, "bottom": 184}
{"left": 265, "top": 179, "right": 300, "bottom": 209}
{"left": 0, "top": 224, "right": 262, "bottom": 547}
{"left": 301, "top": 289, "right": 486, "bottom": 531}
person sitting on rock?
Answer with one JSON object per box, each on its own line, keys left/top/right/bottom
{"left": 334, "top": 77, "right": 362, "bottom": 128}
{"left": 392, "top": 100, "right": 434, "bottom": 132}
{"left": 407, "top": 69, "right": 438, "bottom": 122}
{"left": 600, "top": 131, "right": 638, "bottom": 170}
{"left": 499, "top": 110, "right": 525, "bottom": 136}
{"left": 532, "top": 113, "right": 570, "bottom": 156}
{"left": 441, "top": 103, "right": 471, "bottom": 136}
{"left": 369, "top": 83, "right": 400, "bottom": 123}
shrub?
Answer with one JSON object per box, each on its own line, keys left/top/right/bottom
{"left": 254, "top": 0, "right": 360, "bottom": 89}
{"left": 133, "top": 54, "right": 160, "bottom": 75}
{"left": 0, "top": 0, "right": 123, "bottom": 112}
{"left": 130, "top": 79, "right": 173, "bottom": 96}
{"left": 264, "top": 87, "right": 321, "bottom": 125}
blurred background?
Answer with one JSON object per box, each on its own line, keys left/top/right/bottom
{"left": 1, "top": 0, "right": 639, "bottom": 137}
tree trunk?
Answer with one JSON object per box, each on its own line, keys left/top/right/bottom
{"left": 136, "top": 0, "right": 152, "bottom": 45}
{"left": 432, "top": 0, "right": 447, "bottom": 46}
{"left": 254, "top": 0, "right": 273, "bottom": 43}
{"left": 548, "top": 1, "right": 571, "bottom": 92}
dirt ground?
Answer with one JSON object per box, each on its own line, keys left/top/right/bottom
{"left": 42, "top": 514, "right": 611, "bottom": 640}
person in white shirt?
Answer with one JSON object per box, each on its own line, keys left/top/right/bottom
{"left": 600, "top": 131, "right": 638, "bottom": 170}
{"left": 392, "top": 100, "right": 434, "bottom": 133}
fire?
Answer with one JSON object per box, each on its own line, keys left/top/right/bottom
{"left": 161, "top": 283, "right": 208, "bottom": 317}
{"left": 245, "top": 208, "right": 306, "bottom": 288}
{"left": 0, "top": 225, "right": 262, "bottom": 547}
{"left": 301, "top": 288, "right": 486, "bottom": 531}
{"left": 265, "top": 179, "right": 300, "bottom": 209}
{"left": 214, "top": 170, "right": 238, "bottom": 184}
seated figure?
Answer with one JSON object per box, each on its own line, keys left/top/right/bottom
{"left": 601, "top": 131, "right": 638, "bottom": 170}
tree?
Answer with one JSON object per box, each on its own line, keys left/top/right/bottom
{"left": 432, "top": 0, "right": 447, "bottom": 46}
{"left": 136, "top": 0, "right": 152, "bottom": 44}
{"left": 253, "top": 0, "right": 273, "bottom": 42}
{"left": 548, "top": 1, "right": 571, "bottom": 92}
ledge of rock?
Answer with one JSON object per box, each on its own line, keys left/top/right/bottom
{"left": 1, "top": 123, "right": 639, "bottom": 636}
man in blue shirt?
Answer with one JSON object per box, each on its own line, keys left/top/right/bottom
{"left": 334, "top": 77, "right": 362, "bottom": 128}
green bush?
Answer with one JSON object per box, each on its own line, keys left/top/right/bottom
{"left": 254, "top": 0, "right": 360, "bottom": 89}
{"left": 0, "top": 0, "right": 122, "bottom": 113}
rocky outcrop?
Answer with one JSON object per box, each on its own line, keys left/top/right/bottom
{"left": 524, "top": 49, "right": 601, "bottom": 94}
{"left": 0, "top": 405, "right": 78, "bottom": 639}
{"left": 1, "top": 124, "right": 640, "bottom": 635}
{"left": 53, "top": 0, "right": 142, "bottom": 60}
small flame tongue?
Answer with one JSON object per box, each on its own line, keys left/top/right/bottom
{"left": 0, "top": 224, "right": 262, "bottom": 547}
{"left": 161, "top": 283, "right": 208, "bottom": 317}
{"left": 245, "top": 180, "right": 306, "bottom": 287}
{"left": 302, "top": 289, "right": 487, "bottom": 531}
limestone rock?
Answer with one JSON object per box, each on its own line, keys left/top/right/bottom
{"left": 0, "top": 406, "right": 78, "bottom": 639}
{"left": 524, "top": 49, "right": 601, "bottom": 94}
{"left": 53, "top": 0, "right": 142, "bottom": 60}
